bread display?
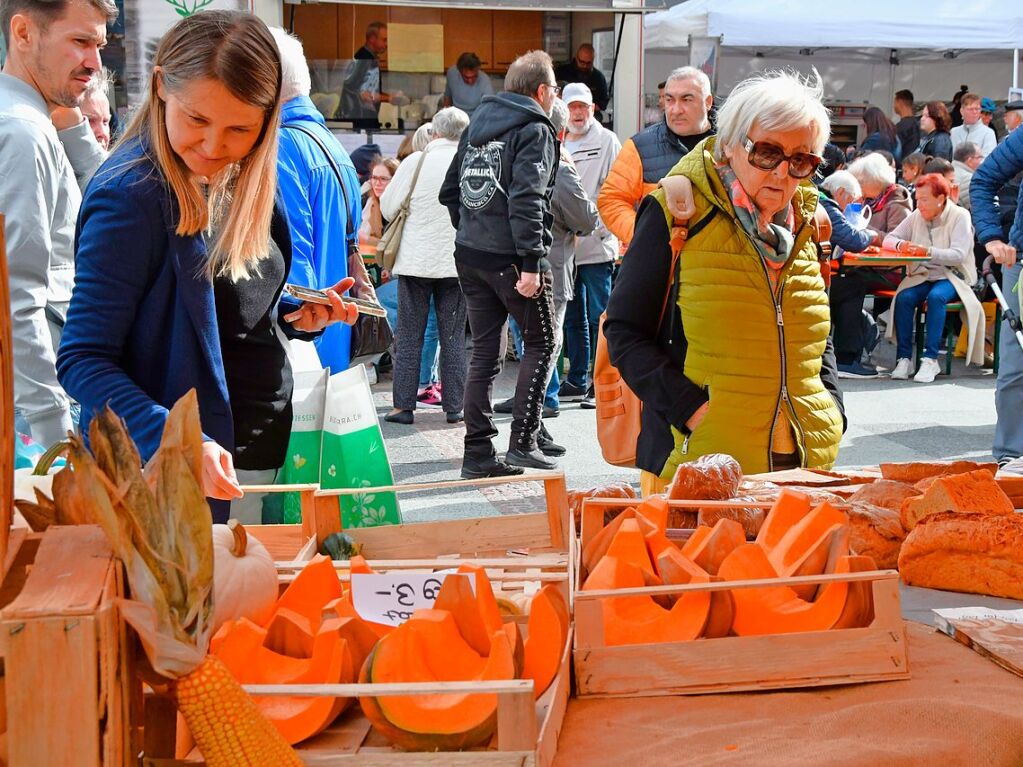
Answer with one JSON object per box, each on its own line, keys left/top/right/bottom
{"left": 879, "top": 460, "right": 999, "bottom": 484}
{"left": 847, "top": 480, "right": 919, "bottom": 512}
{"left": 900, "top": 469, "right": 1014, "bottom": 531}
{"left": 898, "top": 511, "right": 1023, "bottom": 600}
{"left": 667, "top": 454, "right": 742, "bottom": 501}
{"left": 845, "top": 502, "right": 906, "bottom": 570}
{"left": 697, "top": 498, "right": 765, "bottom": 539}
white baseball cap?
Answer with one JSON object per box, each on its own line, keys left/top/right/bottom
{"left": 562, "top": 83, "right": 593, "bottom": 107}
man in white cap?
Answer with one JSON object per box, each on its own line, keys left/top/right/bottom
{"left": 559, "top": 82, "right": 621, "bottom": 408}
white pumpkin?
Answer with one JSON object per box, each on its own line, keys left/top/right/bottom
{"left": 211, "top": 520, "right": 279, "bottom": 631}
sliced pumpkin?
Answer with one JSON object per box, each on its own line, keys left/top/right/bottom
{"left": 718, "top": 543, "right": 852, "bottom": 636}
{"left": 680, "top": 525, "right": 711, "bottom": 558}
{"left": 264, "top": 607, "right": 316, "bottom": 659}
{"left": 522, "top": 585, "right": 570, "bottom": 699}
{"left": 350, "top": 554, "right": 375, "bottom": 574}
{"left": 455, "top": 564, "right": 504, "bottom": 639}
{"left": 766, "top": 501, "right": 847, "bottom": 572}
{"left": 582, "top": 554, "right": 645, "bottom": 591}
{"left": 684, "top": 518, "right": 745, "bottom": 575}
{"left": 433, "top": 570, "right": 500, "bottom": 657}
{"left": 703, "top": 576, "right": 735, "bottom": 639}
{"left": 503, "top": 622, "right": 525, "bottom": 678}
{"left": 581, "top": 507, "right": 637, "bottom": 575}
{"left": 655, "top": 548, "right": 734, "bottom": 638}
{"left": 361, "top": 626, "right": 516, "bottom": 752}
{"left": 403, "top": 609, "right": 485, "bottom": 679}
{"left": 272, "top": 554, "right": 343, "bottom": 628}
{"left": 327, "top": 594, "right": 393, "bottom": 639}
{"left": 832, "top": 554, "right": 877, "bottom": 629}
{"left": 778, "top": 524, "right": 848, "bottom": 600}
{"left": 604, "top": 518, "right": 657, "bottom": 580}
{"left": 602, "top": 589, "right": 711, "bottom": 646}
{"left": 326, "top": 614, "right": 380, "bottom": 671}
{"left": 634, "top": 495, "right": 669, "bottom": 535}
{"left": 755, "top": 488, "right": 813, "bottom": 550}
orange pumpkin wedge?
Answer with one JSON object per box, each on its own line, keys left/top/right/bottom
{"left": 264, "top": 607, "right": 316, "bottom": 659}
{"left": 755, "top": 488, "right": 813, "bottom": 550}
{"left": 634, "top": 495, "right": 669, "bottom": 535}
{"left": 718, "top": 543, "right": 852, "bottom": 636}
{"left": 433, "top": 571, "right": 498, "bottom": 657}
{"left": 361, "top": 626, "right": 515, "bottom": 752}
{"left": 832, "top": 554, "right": 877, "bottom": 629}
{"left": 272, "top": 555, "right": 343, "bottom": 628}
{"left": 328, "top": 594, "right": 393, "bottom": 639}
{"left": 349, "top": 554, "right": 375, "bottom": 574}
{"left": 581, "top": 507, "right": 637, "bottom": 575}
{"left": 703, "top": 576, "right": 735, "bottom": 639}
{"left": 684, "top": 518, "right": 745, "bottom": 575}
{"left": 781, "top": 524, "right": 849, "bottom": 600}
{"left": 582, "top": 554, "right": 645, "bottom": 591}
{"left": 522, "top": 585, "right": 570, "bottom": 698}
{"left": 326, "top": 614, "right": 380, "bottom": 671}
{"left": 604, "top": 518, "right": 658, "bottom": 580}
{"left": 455, "top": 564, "right": 504, "bottom": 639}
{"left": 767, "top": 501, "right": 847, "bottom": 573}
{"left": 680, "top": 525, "right": 712, "bottom": 558}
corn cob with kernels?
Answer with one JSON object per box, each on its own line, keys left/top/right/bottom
{"left": 174, "top": 655, "right": 302, "bottom": 767}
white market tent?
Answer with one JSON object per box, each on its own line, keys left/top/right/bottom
{"left": 643, "top": 0, "right": 1023, "bottom": 104}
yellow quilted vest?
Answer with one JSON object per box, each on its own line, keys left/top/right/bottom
{"left": 655, "top": 138, "right": 843, "bottom": 478}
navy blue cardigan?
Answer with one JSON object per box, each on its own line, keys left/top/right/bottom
{"left": 57, "top": 139, "right": 311, "bottom": 521}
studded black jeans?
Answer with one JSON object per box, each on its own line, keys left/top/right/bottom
{"left": 455, "top": 262, "right": 555, "bottom": 461}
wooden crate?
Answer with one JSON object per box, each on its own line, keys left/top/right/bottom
{"left": 572, "top": 497, "right": 911, "bottom": 698}
{"left": 0, "top": 525, "right": 135, "bottom": 766}
{"left": 242, "top": 470, "right": 571, "bottom": 561}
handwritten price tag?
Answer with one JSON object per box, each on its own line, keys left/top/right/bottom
{"left": 351, "top": 571, "right": 476, "bottom": 626}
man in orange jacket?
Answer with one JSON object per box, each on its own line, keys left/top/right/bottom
{"left": 598, "top": 66, "right": 713, "bottom": 248}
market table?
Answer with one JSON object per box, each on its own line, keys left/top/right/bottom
{"left": 842, "top": 252, "right": 930, "bottom": 269}
{"left": 553, "top": 619, "right": 1023, "bottom": 766}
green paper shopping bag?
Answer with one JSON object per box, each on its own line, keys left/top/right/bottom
{"left": 319, "top": 366, "right": 401, "bottom": 527}
{"left": 275, "top": 368, "right": 329, "bottom": 524}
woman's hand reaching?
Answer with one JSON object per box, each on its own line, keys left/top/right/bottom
{"left": 283, "top": 276, "right": 359, "bottom": 331}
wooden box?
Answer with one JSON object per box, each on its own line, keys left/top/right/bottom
{"left": 573, "top": 497, "right": 911, "bottom": 698}
{"left": 0, "top": 525, "right": 135, "bottom": 766}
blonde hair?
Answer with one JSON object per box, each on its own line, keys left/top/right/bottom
{"left": 714, "top": 69, "right": 831, "bottom": 161}
{"left": 118, "top": 11, "right": 282, "bottom": 281}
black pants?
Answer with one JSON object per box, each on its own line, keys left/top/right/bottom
{"left": 829, "top": 271, "right": 872, "bottom": 365}
{"left": 392, "top": 275, "right": 467, "bottom": 413}
{"left": 455, "top": 262, "right": 555, "bottom": 460}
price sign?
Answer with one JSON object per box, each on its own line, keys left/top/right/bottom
{"left": 350, "top": 571, "right": 475, "bottom": 626}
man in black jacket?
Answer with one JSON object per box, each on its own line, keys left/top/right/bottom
{"left": 440, "top": 50, "right": 560, "bottom": 478}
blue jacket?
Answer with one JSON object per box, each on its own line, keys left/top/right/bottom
{"left": 277, "top": 96, "right": 362, "bottom": 373}
{"left": 57, "top": 139, "right": 310, "bottom": 521}
{"left": 971, "top": 127, "right": 1023, "bottom": 248}
{"left": 818, "top": 192, "right": 874, "bottom": 254}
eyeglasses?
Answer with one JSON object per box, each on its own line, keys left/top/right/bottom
{"left": 741, "top": 135, "right": 823, "bottom": 179}
{"left": 370, "top": 175, "right": 391, "bottom": 182}
{"left": 543, "top": 83, "right": 561, "bottom": 96}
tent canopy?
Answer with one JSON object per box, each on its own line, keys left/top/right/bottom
{"left": 645, "top": 0, "right": 1023, "bottom": 50}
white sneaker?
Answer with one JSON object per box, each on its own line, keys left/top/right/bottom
{"left": 914, "top": 357, "right": 941, "bottom": 383}
{"left": 891, "top": 358, "right": 913, "bottom": 380}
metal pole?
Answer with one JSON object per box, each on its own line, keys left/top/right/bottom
{"left": 1014, "top": 48, "right": 1019, "bottom": 90}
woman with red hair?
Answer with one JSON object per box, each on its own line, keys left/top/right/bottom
{"left": 882, "top": 173, "right": 984, "bottom": 382}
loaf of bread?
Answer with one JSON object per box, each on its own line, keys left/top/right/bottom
{"left": 697, "top": 497, "right": 765, "bottom": 539}
{"left": 845, "top": 501, "right": 906, "bottom": 570}
{"left": 667, "top": 453, "right": 742, "bottom": 501}
{"left": 567, "top": 482, "right": 636, "bottom": 527}
{"left": 900, "top": 469, "right": 1014, "bottom": 530}
{"left": 898, "top": 511, "right": 1023, "bottom": 599}
{"left": 880, "top": 460, "right": 999, "bottom": 484}
{"left": 847, "top": 480, "right": 920, "bottom": 512}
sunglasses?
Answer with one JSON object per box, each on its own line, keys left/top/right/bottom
{"left": 741, "top": 135, "right": 823, "bottom": 179}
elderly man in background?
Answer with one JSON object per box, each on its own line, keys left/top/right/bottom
{"left": 443, "top": 51, "right": 492, "bottom": 116}
{"left": 1, "top": 0, "right": 115, "bottom": 446}
{"left": 272, "top": 27, "right": 361, "bottom": 373}
{"left": 952, "top": 141, "right": 983, "bottom": 211}
{"left": 559, "top": 82, "right": 621, "bottom": 408}
{"left": 598, "top": 66, "right": 713, "bottom": 248}
{"left": 1003, "top": 101, "right": 1023, "bottom": 138}
{"left": 555, "top": 43, "right": 608, "bottom": 120}
{"left": 80, "top": 66, "right": 113, "bottom": 150}
{"left": 951, "top": 93, "right": 997, "bottom": 159}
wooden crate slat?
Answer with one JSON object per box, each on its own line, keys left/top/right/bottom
{"left": 3, "top": 525, "right": 114, "bottom": 618}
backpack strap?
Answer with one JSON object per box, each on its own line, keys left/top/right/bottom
{"left": 810, "top": 203, "right": 834, "bottom": 288}
{"left": 659, "top": 207, "right": 718, "bottom": 327}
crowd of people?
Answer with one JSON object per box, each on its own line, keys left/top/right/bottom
{"left": 5, "top": 0, "right": 1023, "bottom": 512}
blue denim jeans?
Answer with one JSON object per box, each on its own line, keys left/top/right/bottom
{"left": 995, "top": 261, "right": 1023, "bottom": 460}
{"left": 894, "top": 279, "right": 958, "bottom": 359}
{"left": 377, "top": 276, "right": 439, "bottom": 387}
{"left": 564, "top": 261, "right": 614, "bottom": 388}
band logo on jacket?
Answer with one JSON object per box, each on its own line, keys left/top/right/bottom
{"left": 460, "top": 141, "right": 506, "bottom": 210}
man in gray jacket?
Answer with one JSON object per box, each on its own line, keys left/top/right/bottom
{"left": 561, "top": 82, "right": 621, "bottom": 408}
{"left": 1, "top": 0, "right": 115, "bottom": 446}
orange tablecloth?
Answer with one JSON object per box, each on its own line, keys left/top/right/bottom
{"left": 553, "top": 621, "right": 1023, "bottom": 766}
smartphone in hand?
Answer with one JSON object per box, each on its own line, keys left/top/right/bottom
{"left": 284, "top": 283, "right": 387, "bottom": 318}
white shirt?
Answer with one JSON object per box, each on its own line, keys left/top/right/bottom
{"left": 950, "top": 121, "right": 997, "bottom": 158}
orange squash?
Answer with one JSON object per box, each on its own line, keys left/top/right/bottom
{"left": 604, "top": 518, "right": 658, "bottom": 580}
{"left": 404, "top": 609, "right": 485, "bottom": 679}
{"left": 832, "top": 554, "right": 877, "bottom": 629}
{"left": 350, "top": 554, "right": 375, "bottom": 574}
{"left": 718, "top": 543, "right": 852, "bottom": 636}
{"left": 360, "top": 625, "right": 515, "bottom": 751}
{"left": 272, "top": 555, "right": 343, "bottom": 628}
{"left": 432, "top": 570, "right": 501, "bottom": 657}
{"left": 680, "top": 525, "right": 711, "bottom": 558}
{"left": 766, "top": 501, "right": 847, "bottom": 572}
{"left": 602, "top": 588, "right": 711, "bottom": 646}
{"left": 327, "top": 595, "right": 393, "bottom": 639}
{"left": 582, "top": 554, "right": 645, "bottom": 591}
{"left": 684, "top": 518, "right": 745, "bottom": 575}
{"left": 778, "top": 524, "right": 849, "bottom": 600}
{"left": 581, "top": 507, "right": 637, "bottom": 574}
{"left": 755, "top": 488, "right": 813, "bottom": 550}
{"left": 522, "top": 585, "right": 570, "bottom": 698}
{"left": 703, "top": 576, "right": 735, "bottom": 639}
{"left": 634, "top": 495, "right": 669, "bottom": 535}
{"left": 326, "top": 614, "right": 380, "bottom": 671}
{"left": 264, "top": 607, "right": 317, "bottom": 658}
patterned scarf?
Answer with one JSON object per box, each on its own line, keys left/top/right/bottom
{"left": 715, "top": 161, "right": 796, "bottom": 286}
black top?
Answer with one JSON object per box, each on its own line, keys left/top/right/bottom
{"left": 554, "top": 61, "right": 610, "bottom": 113}
{"left": 896, "top": 116, "right": 920, "bottom": 161}
{"left": 213, "top": 237, "right": 293, "bottom": 471}
{"left": 341, "top": 45, "right": 381, "bottom": 124}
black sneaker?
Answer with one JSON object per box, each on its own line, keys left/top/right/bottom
{"left": 505, "top": 448, "right": 558, "bottom": 471}
{"left": 494, "top": 397, "right": 514, "bottom": 414}
{"left": 460, "top": 456, "right": 525, "bottom": 479}
{"left": 384, "top": 409, "right": 414, "bottom": 425}
{"left": 579, "top": 385, "right": 596, "bottom": 409}
{"left": 538, "top": 424, "right": 566, "bottom": 457}
{"left": 446, "top": 411, "right": 464, "bottom": 424}
{"left": 558, "top": 381, "right": 586, "bottom": 401}
{"left": 542, "top": 404, "right": 560, "bottom": 418}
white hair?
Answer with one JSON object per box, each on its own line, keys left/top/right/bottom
{"left": 270, "top": 27, "right": 312, "bottom": 102}
{"left": 713, "top": 69, "right": 830, "bottom": 161}
{"left": 848, "top": 152, "right": 897, "bottom": 189}
{"left": 431, "top": 107, "right": 469, "bottom": 141}
{"left": 665, "top": 66, "right": 711, "bottom": 98}
{"left": 412, "top": 123, "right": 433, "bottom": 151}
{"left": 820, "top": 170, "right": 861, "bottom": 200}
{"left": 84, "top": 67, "right": 115, "bottom": 99}
{"left": 549, "top": 98, "right": 569, "bottom": 135}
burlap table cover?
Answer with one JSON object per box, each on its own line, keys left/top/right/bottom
{"left": 554, "top": 622, "right": 1023, "bottom": 766}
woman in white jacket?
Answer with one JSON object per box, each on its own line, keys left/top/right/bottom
{"left": 380, "top": 107, "right": 470, "bottom": 423}
{"left": 884, "top": 172, "right": 984, "bottom": 383}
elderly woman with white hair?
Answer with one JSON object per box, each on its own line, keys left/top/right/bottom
{"left": 604, "top": 70, "right": 845, "bottom": 491}
{"left": 272, "top": 27, "right": 363, "bottom": 373}
{"left": 380, "top": 107, "right": 471, "bottom": 425}
{"left": 848, "top": 152, "right": 912, "bottom": 236}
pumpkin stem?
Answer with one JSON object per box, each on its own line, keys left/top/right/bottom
{"left": 227, "top": 519, "right": 248, "bottom": 557}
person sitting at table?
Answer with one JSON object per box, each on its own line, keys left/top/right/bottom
{"left": 849, "top": 152, "right": 912, "bottom": 235}
{"left": 899, "top": 151, "right": 928, "bottom": 190}
{"left": 358, "top": 156, "right": 398, "bottom": 254}
{"left": 883, "top": 173, "right": 984, "bottom": 383}
{"left": 819, "top": 171, "right": 883, "bottom": 378}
